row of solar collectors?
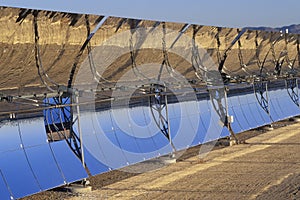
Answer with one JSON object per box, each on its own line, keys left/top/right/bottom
{"left": 80, "top": 88, "right": 300, "bottom": 176}
{"left": 1, "top": 88, "right": 299, "bottom": 199}
{"left": 228, "top": 88, "right": 300, "bottom": 133}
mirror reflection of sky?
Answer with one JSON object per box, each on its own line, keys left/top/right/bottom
{"left": 0, "top": 0, "right": 299, "bottom": 28}
{"left": 1, "top": 87, "right": 300, "bottom": 199}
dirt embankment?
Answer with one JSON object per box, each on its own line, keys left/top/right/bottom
{"left": 0, "top": 7, "right": 299, "bottom": 96}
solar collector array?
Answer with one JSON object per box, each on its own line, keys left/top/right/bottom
{"left": 1, "top": 86, "right": 300, "bottom": 199}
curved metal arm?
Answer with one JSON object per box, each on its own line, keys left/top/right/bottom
{"left": 286, "top": 78, "right": 299, "bottom": 107}
{"left": 33, "top": 11, "right": 57, "bottom": 92}
{"left": 253, "top": 82, "right": 273, "bottom": 123}
{"left": 68, "top": 16, "right": 108, "bottom": 89}
{"left": 149, "top": 85, "right": 176, "bottom": 151}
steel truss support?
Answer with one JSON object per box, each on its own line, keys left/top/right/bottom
{"left": 209, "top": 87, "right": 239, "bottom": 144}
{"left": 191, "top": 26, "right": 238, "bottom": 143}
{"left": 149, "top": 84, "right": 176, "bottom": 152}
{"left": 286, "top": 78, "right": 299, "bottom": 107}
{"left": 44, "top": 91, "right": 89, "bottom": 186}
{"left": 253, "top": 81, "right": 273, "bottom": 122}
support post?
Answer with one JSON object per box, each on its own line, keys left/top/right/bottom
{"left": 149, "top": 84, "right": 176, "bottom": 153}
{"left": 224, "top": 87, "right": 239, "bottom": 144}
{"left": 75, "top": 92, "right": 85, "bottom": 170}
{"left": 164, "top": 87, "right": 175, "bottom": 154}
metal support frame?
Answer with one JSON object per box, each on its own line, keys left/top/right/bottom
{"left": 43, "top": 92, "right": 89, "bottom": 186}
{"left": 209, "top": 88, "right": 227, "bottom": 125}
{"left": 209, "top": 87, "right": 239, "bottom": 144}
{"left": 32, "top": 11, "right": 106, "bottom": 170}
{"left": 75, "top": 92, "right": 85, "bottom": 169}
{"left": 286, "top": 78, "right": 299, "bottom": 107}
{"left": 149, "top": 84, "right": 176, "bottom": 152}
{"left": 192, "top": 26, "right": 238, "bottom": 143}
{"left": 0, "top": 169, "right": 14, "bottom": 200}
{"left": 253, "top": 81, "right": 273, "bottom": 122}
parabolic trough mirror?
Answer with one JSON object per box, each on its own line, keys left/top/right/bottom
{"left": 0, "top": 6, "right": 300, "bottom": 199}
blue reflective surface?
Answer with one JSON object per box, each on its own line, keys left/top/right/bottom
{"left": 188, "top": 113, "right": 205, "bottom": 145}
{"left": 198, "top": 100, "right": 211, "bottom": 134}
{"left": 0, "top": 171, "right": 13, "bottom": 200}
{"left": 84, "top": 88, "right": 300, "bottom": 180}
{"left": 78, "top": 113, "right": 111, "bottom": 175}
{"left": 227, "top": 104, "right": 243, "bottom": 133}
{"left": 111, "top": 109, "right": 141, "bottom": 155}
{"left": 0, "top": 121, "right": 21, "bottom": 153}
{"left": 228, "top": 96, "right": 251, "bottom": 132}
{"left": 43, "top": 97, "right": 71, "bottom": 125}
{"left": 220, "top": 127, "right": 230, "bottom": 138}
{"left": 0, "top": 118, "right": 72, "bottom": 199}
{"left": 269, "top": 98, "right": 282, "bottom": 121}
{"left": 204, "top": 98, "right": 226, "bottom": 142}
{"left": 3, "top": 86, "right": 300, "bottom": 199}
{"left": 168, "top": 103, "right": 182, "bottom": 118}
{"left": 83, "top": 148, "right": 110, "bottom": 176}
{"left": 227, "top": 92, "right": 275, "bottom": 133}
{"left": 248, "top": 92, "right": 272, "bottom": 124}
{"left": 200, "top": 110, "right": 224, "bottom": 142}
{"left": 245, "top": 94, "right": 269, "bottom": 127}
{"left": 239, "top": 95, "right": 257, "bottom": 129}
{"left": 268, "top": 89, "right": 300, "bottom": 120}
{"left": 172, "top": 116, "right": 195, "bottom": 150}
{"left": 96, "top": 110, "right": 113, "bottom": 133}
{"left": 183, "top": 101, "right": 201, "bottom": 146}
{"left": 20, "top": 117, "right": 84, "bottom": 188}
{"left": 129, "top": 107, "right": 149, "bottom": 127}
{"left": 269, "top": 90, "right": 285, "bottom": 121}
{"left": 0, "top": 150, "right": 40, "bottom": 199}
{"left": 278, "top": 90, "right": 300, "bottom": 118}
{"left": 18, "top": 118, "right": 47, "bottom": 147}
{"left": 92, "top": 112, "right": 129, "bottom": 169}
{"left": 25, "top": 145, "right": 65, "bottom": 190}
{"left": 114, "top": 129, "right": 140, "bottom": 154}
{"left": 232, "top": 106, "right": 249, "bottom": 131}
{"left": 50, "top": 141, "right": 87, "bottom": 183}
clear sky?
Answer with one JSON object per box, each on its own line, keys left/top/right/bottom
{"left": 0, "top": 0, "right": 299, "bottom": 28}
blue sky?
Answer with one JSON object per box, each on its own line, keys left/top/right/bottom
{"left": 0, "top": 0, "right": 299, "bottom": 28}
